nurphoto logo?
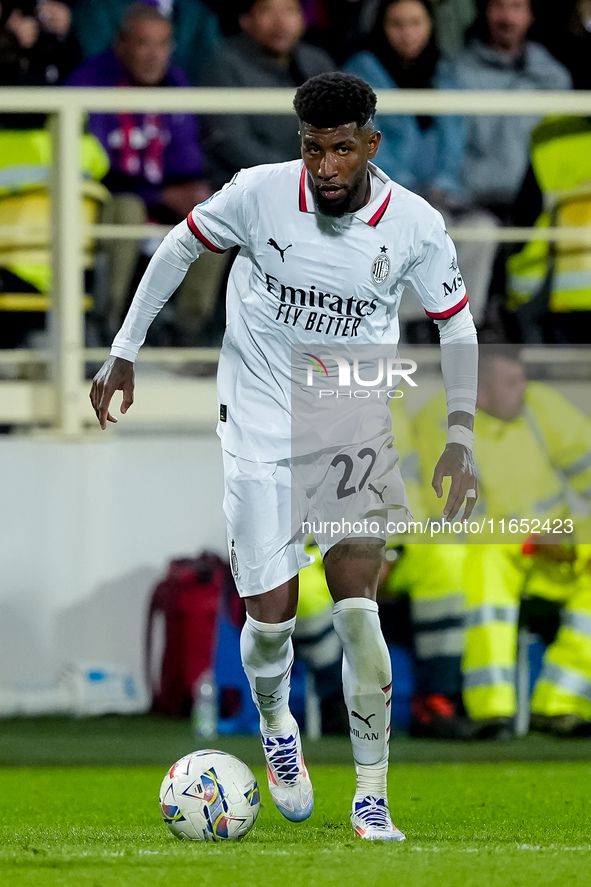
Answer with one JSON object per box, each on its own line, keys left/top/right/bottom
{"left": 303, "top": 353, "right": 417, "bottom": 399}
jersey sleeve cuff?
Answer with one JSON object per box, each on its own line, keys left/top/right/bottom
{"left": 110, "top": 344, "right": 139, "bottom": 363}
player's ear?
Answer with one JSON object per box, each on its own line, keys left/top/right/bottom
{"left": 367, "top": 130, "right": 381, "bottom": 159}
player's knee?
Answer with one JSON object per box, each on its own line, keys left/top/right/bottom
{"left": 241, "top": 614, "right": 295, "bottom": 662}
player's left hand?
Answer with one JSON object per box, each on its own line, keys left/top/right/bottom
{"left": 432, "top": 443, "right": 478, "bottom": 521}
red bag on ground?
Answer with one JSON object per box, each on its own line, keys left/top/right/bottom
{"left": 146, "top": 552, "right": 229, "bottom": 716}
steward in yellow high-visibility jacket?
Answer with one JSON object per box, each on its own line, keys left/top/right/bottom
{"left": 0, "top": 127, "right": 109, "bottom": 294}
{"left": 412, "top": 347, "right": 591, "bottom": 736}
{"left": 507, "top": 117, "right": 591, "bottom": 320}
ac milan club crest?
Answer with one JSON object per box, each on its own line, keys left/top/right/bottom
{"left": 230, "top": 539, "right": 239, "bottom": 578}
{"left": 371, "top": 246, "right": 390, "bottom": 284}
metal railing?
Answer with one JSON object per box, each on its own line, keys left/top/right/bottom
{"left": 2, "top": 87, "right": 591, "bottom": 434}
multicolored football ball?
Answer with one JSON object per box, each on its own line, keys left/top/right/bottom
{"left": 159, "top": 750, "right": 260, "bottom": 842}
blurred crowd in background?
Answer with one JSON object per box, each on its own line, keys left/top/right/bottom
{"left": 2, "top": 0, "right": 591, "bottom": 348}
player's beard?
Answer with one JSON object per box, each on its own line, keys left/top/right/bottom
{"left": 314, "top": 185, "right": 353, "bottom": 217}
{"left": 313, "top": 169, "right": 369, "bottom": 218}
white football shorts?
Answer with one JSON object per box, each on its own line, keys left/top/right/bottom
{"left": 222, "top": 430, "right": 410, "bottom": 597}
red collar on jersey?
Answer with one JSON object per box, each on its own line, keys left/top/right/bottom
{"left": 299, "top": 166, "right": 391, "bottom": 227}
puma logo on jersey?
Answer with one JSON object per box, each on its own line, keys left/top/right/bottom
{"left": 351, "top": 710, "right": 376, "bottom": 728}
{"left": 268, "top": 238, "right": 292, "bottom": 262}
{"left": 368, "top": 483, "right": 386, "bottom": 503}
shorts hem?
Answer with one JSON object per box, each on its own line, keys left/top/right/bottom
{"left": 234, "top": 552, "right": 314, "bottom": 599}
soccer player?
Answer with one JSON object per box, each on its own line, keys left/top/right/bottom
{"left": 90, "top": 72, "right": 478, "bottom": 841}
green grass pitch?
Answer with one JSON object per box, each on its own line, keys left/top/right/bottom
{"left": 0, "top": 719, "right": 590, "bottom": 887}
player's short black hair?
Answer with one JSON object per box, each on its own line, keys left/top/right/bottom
{"left": 293, "top": 73, "right": 377, "bottom": 130}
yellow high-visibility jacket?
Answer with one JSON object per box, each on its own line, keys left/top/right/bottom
{"left": 412, "top": 383, "right": 591, "bottom": 543}
{"left": 507, "top": 117, "right": 591, "bottom": 313}
{"left": 0, "top": 128, "right": 109, "bottom": 293}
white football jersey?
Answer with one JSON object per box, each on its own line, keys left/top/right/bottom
{"left": 186, "top": 160, "right": 468, "bottom": 460}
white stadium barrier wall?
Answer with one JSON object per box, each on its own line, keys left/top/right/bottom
{"left": 0, "top": 433, "right": 225, "bottom": 715}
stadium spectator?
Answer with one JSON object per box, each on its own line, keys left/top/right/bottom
{"left": 288, "top": 0, "right": 383, "bottom": 63}
{"left": 67, "top": 3, "right": 209, "bottom": 224}
{"left": 72, "top": 0, "right": 222, "bottom": 85}
{"left": 289, "top": 0, "right": 477, "bottom": 61}
{"left": 456, "top": 0, "right": 572, "bottom": 222}
{"left": 0, "top": 16, "right": 26, "bottom": 89}
{"left": 0, "top": 1, "right": 80, "bottom": 86}
{"left": 507, "top": 116, "right": 591, "bottom": 344}
{"left": 199, "top": 0, "right": 335, "bottom": 188}
{"left": 344, "top": 0, "right": 497, "bottom": 331}
{"left": 0, "top": 127, "right": 109, "bottom": 349}
{"left": 538, "top": 0, "right": 591, "bottom": 91}
{"left": 66, "top": 2, "right": 221, "bottom": 341}
{"left": 344, "top": 0, "right": 465, "bottom": 204}
{"left": 431, "top": 0, "right": 477, "bottom": 55}
{"left": 413, "top": 347, "right": 591, "bottom": 738}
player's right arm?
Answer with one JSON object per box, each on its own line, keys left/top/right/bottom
{"left": 399, "top": 210, "right": 478, "bottom": 520}
{"left": 89, "top": 171, "right": 249, "bottom": 428}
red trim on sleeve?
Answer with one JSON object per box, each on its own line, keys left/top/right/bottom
{"left": 367, "top": 191, "right": 391, "bottom": 227}
{"left": 299, "top": 167, "right": 308, "bottom": 212}
{"left": 425, "top": 293, "right": 468, "bottom": 320}
{"left": 186, "top": 213, "right": 226, "bottom": 253}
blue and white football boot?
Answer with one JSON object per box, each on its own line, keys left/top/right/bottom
{"left": 261, "top": 717, "right": 314, "bottom": 822}
{"left": 351, "top": 795, "right": 406, "bottom": 841}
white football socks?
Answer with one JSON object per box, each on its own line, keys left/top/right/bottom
{"left": 240, "top": 613, "right": 297, "bottom": 735}
{"left": 332, "top": 598, "right": 392, "bottom": 797}
{"left": 354, "top": 755, "right": 389, "bottom": 798}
